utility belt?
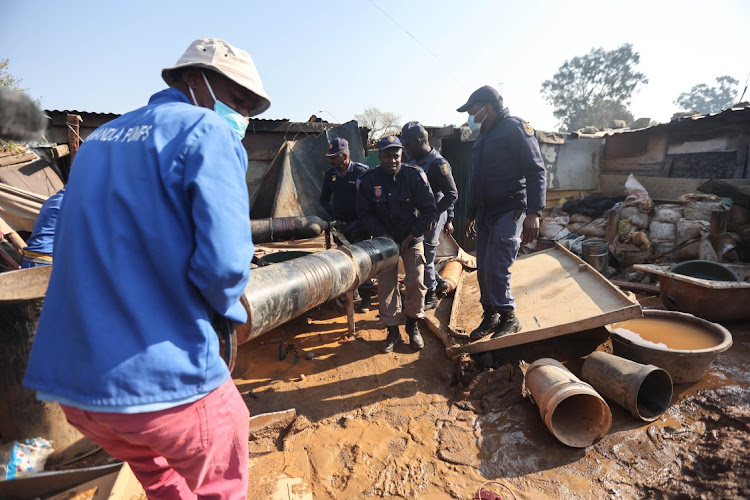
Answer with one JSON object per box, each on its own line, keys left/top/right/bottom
{"left": 22, "top": 249, "right": 53, "bottom": 264}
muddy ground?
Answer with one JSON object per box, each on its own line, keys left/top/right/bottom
{"left": 225, "top": 285, "right": 749, "bottom": 500}
{"left": 42, "top": 276, "right": 749, "bottom": 499}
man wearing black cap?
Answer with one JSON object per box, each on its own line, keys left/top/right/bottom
{"left": 456, "top": 85, "right": 547, "bottom": 340}
{"left": 356, "top": 135, "right": 437, "bottom": 352}
{"left": 319, "top": 137, "right": 372, "bottom": 309}
{"left": 401, "top": 121, "right": 458, "bottom": 310}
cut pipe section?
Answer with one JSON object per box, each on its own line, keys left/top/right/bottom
{"left": 525, "top": 358, "right": 611, "bottom": 448}
{"left": 581, "top": 351, "right": 672, "bottom": 421}
{"left": 250, "top": 216, "right": 329, "bottom": 243}
{"left": 238, "top": 237, "right": 399, "bottom": 343}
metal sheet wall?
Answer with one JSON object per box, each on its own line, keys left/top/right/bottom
{"left": 440, "top": 138, "right": 476, "bottom": 252}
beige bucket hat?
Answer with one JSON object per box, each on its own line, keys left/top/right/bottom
{"left": 162, "top": 38, "right": 271, "bottom": 116}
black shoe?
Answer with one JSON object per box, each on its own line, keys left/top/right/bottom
{"left": 491, "top": 311, "right": 521, "bottom": 338}
{"left": 424, "top": 290, "right": 438, "bottom": 310}
{"left": 469, "top": 307, "right": 500, "bottom": 340}
{"left": 382, "top": 325, "right": 402, "bottom": 352}
{"left": 359, "top": 289, "right": 372, "bottom": 312}
{"left": 405, "top": 317, "right": 424, "bottom": 350}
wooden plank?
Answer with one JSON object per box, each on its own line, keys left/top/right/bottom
{"left": 445, "top": 243, "right": 642, "bottom": 356}
{"left": 610, "top": 279, "right": 660, "bottom": 295}
{"left": 447, "top": 269, "right": 465, "bottom": 331}
{"left": 446, "top": 305, "right": 639, "bottom": 356}
{"left": 0, "top": 152, "right": 37, "bottom": 167}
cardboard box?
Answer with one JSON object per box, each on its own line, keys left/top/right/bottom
{"left": 0, "top": 462, "right": 145, "bottom": 500}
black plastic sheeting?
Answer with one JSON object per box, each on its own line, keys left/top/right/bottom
{"left": 249, "top": 120, "right": 367, "bottom": 219}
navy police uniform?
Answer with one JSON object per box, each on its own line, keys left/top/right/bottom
{"left": 408, "top": 148, "right": 458, "bottom": 292}
{"left": 319, "top": 161, "right": 368, "bottom": 239}
{"left": 470, "top": 108, "right": 547, "bottom": 312}
{"left": 356, "top": 148, "right": 437, "bottom": 326}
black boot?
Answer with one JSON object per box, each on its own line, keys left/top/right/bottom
{"left": 382, "top": 325, "right": 402, "bottom": 352}
{"left": 424, "top": 290, "right": 438, "bottom": 310}
{"left": 469, "top": 306, "right": 500, "bottom": 340}
{"left": 359, "top": 288, "right": 372, "bottom": 313}
{"left": 492, "top": 310, "right": 521, "bottom": 338}
{"left": 405, "top": 317, "right": 424, "bottom": 350}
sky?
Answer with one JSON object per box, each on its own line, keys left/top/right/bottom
{"left": 2, "top": 0, "right": 749, "bottom": 132}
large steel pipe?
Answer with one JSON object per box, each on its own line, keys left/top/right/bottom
{"left": 238, "top": 236, "right": 398, "bottom": 343}
{"left": 250, "top": 216, "right": 329, "bottom": 243}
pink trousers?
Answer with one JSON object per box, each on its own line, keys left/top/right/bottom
{"left": 61, "top": 378, "right": 250, "bottom": 499}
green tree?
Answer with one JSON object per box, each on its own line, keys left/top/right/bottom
{"left": 0, "top": 59, "right": 26, "bottom": 92}
{"left": 354, "top": 107, "right": 401, "bottom": 146}
{"left": 674, "top": 76, "right": 739, "bottom": 114}
{"left": 540, "top": 44, "right": 648, "bottom": 132}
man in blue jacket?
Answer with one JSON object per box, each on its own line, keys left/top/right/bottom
{"left": 21, "top": 188, "right": 65, "bottom": 268}
{"left": 24, "top": 38, "right": 271, "bottom": 499}
{"left": 457, "top": 86, "right": 547, "bottom": 340}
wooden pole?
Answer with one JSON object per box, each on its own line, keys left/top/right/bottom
{"left": 66, "top": 114, "right": 82, "bottom": 166}
{"left": 709, "top": 209, "right": 729, "bottom": 261}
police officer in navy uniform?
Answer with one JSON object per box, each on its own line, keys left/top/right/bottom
{"left": 457, "top": 85, "right": 547, "bottom": 340}
{"left": 320, "top": 137, "right": 369, "bottom": 241}
{"left": 319, "top": 137, "right": 373, "bottom": 310}
{"left": 401, "top": 121, "right": 458, "bottom": 310}
{"left": 356, "top": 135, "right": 437, "bottom": 352}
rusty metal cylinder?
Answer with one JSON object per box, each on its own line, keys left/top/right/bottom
{"left": 439, "top": 261, "right": 463, "bottom": 295}
{"left": 250, "top": 216, "right": 329, "bottom": 243}
{"left": 581, "top": 351, "right": 672, "bottom": 422}
{"left": 525, "top": 358, "right": 612, "bottom": 448}
{"left": 239, "top": 237, "right": 398, "bottom": 343}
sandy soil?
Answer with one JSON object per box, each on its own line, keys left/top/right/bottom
{"left": 232, "top": 290, "right": 750, "bottom": 499}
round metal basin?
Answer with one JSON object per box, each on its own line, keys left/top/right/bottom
{"left": 607, "top": 310, "right": 732, "bottom": 384}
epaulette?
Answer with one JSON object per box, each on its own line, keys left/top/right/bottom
{"left": 511, "top": 116, "right": 535, "bottom": 137}
{"left": 404, "top": 164, "right": 429, "bottom": 184}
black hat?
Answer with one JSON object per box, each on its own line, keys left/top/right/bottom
{"left": 400, "top": 121, "right": 427, "bottom": 143}
{"left": 377, "top": 135, "right": 403, "bottom": 151}
{"left": 456, "top": 85, "right": 502, "bottom": 112}
{"left": 325, "top": 137, "right": 349, "bottom": 156}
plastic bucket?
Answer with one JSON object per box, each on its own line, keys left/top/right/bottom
{"left": 581, "top": 351, "right": 673, "bottom": 421}
{"left": 525, "top": 358, "right": 611, "bottom": 448}
{"left": 581, "top": 239, "right": 609, "bottom": 275}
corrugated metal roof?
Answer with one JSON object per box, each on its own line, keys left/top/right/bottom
{"left": 571, "top": 103, "right": 750, "bottom": 138}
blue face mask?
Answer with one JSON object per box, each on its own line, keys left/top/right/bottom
{"left": 189, "top": 72, "right": 250, "bottom": 140}
{"left": 467, "top": 106, "right": 487, "bottom": 134}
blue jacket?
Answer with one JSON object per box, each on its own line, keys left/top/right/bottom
{"left": 24, "top": 188, "right": 65, "bottom": 254}
{"left": 468, "top": 109, "right": 547, "bottom": 221}
{"left": 356, "top": 164, "right": 437, "bottom": 245}
{"left": 24, "top": 88, "right": 253, "bottom": 407}
{"left": 319, "top": 161, "right": 368, "bottom": 222}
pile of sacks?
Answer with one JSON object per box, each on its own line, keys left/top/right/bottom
{"left": 539, "top": 173, "right": 746, "bottom": 265}
{"left": 612, "top": 176, "right": 739, "bottom": 264}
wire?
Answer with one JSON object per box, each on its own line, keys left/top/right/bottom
{"left": 364, "top": 0, "right": 465, "bottom": 91}
{"left": 738, "top": 71, "right": 749, "bottom": 103}
{"left": 477, "top": 480, "right": 518, "bottom": 500}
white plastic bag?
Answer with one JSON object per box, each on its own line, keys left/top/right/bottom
{"left": 648, "top": 220, "right": 676, "bottom": 244}
{"left": 0, "top": 438, "right": 54, "bottom": 481}
{"left": 653, "top": 204, "right": 684, "bottom": 224}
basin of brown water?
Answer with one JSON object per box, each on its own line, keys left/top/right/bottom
{"left": 608, "top": 310, "right": 732, "bottom": 384}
